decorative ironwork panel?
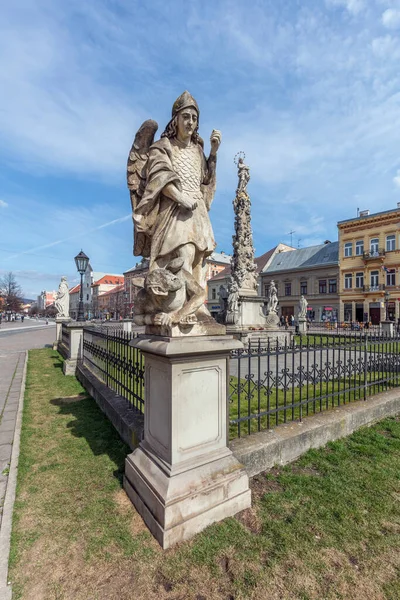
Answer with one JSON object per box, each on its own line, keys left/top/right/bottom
{"left": 82, "top": 327, "right": 144, "bottom": 414}
{"left": 229, "top": 331, "right": 400, "bottom": 439}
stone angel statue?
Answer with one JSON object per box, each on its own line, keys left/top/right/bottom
{"left": 126, "top": 91, "right": 221, "bottom": 290}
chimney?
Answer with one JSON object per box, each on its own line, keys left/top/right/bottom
{"left": 397, "top": 202, "right": 400, "bottom": 209}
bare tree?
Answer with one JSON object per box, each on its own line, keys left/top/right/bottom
{"left": 0, "top": 272, "right": 23, "bottom": 315}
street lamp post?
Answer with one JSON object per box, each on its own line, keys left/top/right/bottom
{"left": 123, "top": 290, "right": 129, "bottom": 319}
{"left": 74, "top": 250, "right": 90, "bottom": 322}
{"left": 384, "top": 290, "right": 390, "bottom": 321}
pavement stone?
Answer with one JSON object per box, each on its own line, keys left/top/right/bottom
{"left": 0, "top": 324, "right": 55, "bottom": 597}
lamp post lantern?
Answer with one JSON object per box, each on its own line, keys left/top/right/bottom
{"left": 74, "top": 250, "right": 89, "bottom": 322}
{"left": 384, "top": 290, "right": 390, "bottom": 321}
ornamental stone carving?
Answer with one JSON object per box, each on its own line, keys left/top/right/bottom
{"left": 298, "top": 295, "right": 308, "bottom": 320}
{"left": 55, "top": 276, "right": 69, "bottom": 318}
{"left": 127, "top": 91, "right": 224, "bottom": 334}
{"left": 229, "top": 155, "right": 258, "bottom": 296}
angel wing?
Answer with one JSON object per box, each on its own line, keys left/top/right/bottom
{"left": 127, "top": 119, "right": 158, "bottom": 256}
{"left": 127, "top": 119, "right": 158, "bottom": 206}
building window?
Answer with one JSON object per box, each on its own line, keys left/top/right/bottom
{"left": 285, "top": 283, "right": 291, "bottom": 296}
{"left": 86, "top": 294, "right": 89, "bottom": 301}
{"left": 211, "top": 288, "right": 216, "bottom": 300}
{"left": 344, "top": 242, "right": 352, "bottom": 257}
{"left": 370, "top": 270, "right": 379, "bottom": 288}
{"left": 300, "top": 281, "right": 307, "bottom": 295}
{"left": 386, "top": 269, "right": 395, "bottom": 287}
{"left": 355, "top": 240, "right": 364, "bottom": 256}
{"left": 355, "top": 272, "right": 364, "bottom": 288}
{"left": 370, "top": 238, "right": 379, "bottom": 256}
{"left": 344, "top": 274, "right": 352, "bottom": 289}
{"left": 328, "top": 279, "right": 337, "bottom": 293}
{"left": 319, "top": 279, "right": 327, "bottom": 294}
{"left": 386, "top": 235, "right": 395, "bottom": 252}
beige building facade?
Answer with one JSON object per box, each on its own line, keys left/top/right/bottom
{"left": 261, "top": 242, "right": 339, "bottom": 322}
{"left": 338, "top": 206, "right": 400, "bottom": 324}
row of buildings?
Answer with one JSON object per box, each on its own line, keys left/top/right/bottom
{"left": 34, "top": 252, "right": 231, "bottom": 320}
{"left": 35, "top": 204, "right": 400, "bottom": 325}
{"left": 207, "top": 204, "right": 400, "bottom": 325}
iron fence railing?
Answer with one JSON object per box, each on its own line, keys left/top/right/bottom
{"left": 229, "top": 332, "right": 400, "bottom": 438}
{"left": 82, "top": 327, "right": 144, "bottom": 414}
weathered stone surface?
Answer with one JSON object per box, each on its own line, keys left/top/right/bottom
{"left": 297, "top": 295, "right": 308, "bottom": 320}
{"left": 55, "top": 276, "right": 69, "bottom": 318}
{"left": 125, "top": 335, "right": 251, "bottom": 548}
{"left": 127, "top": 92, "right": 222, "bottom": 330}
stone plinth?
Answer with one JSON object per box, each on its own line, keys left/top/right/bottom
{"left": 298, "top": 319, "right": 307, "bottom": 336}
{"left": 381, "top": 321, "right": 394, "bottom": 336}
{"left": 145, "top": 319, "right": 226, "bottom": 338}
{"left": 124, "top": 335, "right": 251, "bottom": 548}
{"left": 235, "top": 295, "right": 267, "bottom": 328}
{"left": 62, "top": 322, "right": 84, "bottom": 375}
{"left": 53, "top": 316, "right": 71, "bottom": 350}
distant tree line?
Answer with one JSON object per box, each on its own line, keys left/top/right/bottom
{"left": 0, "top": 272, "right": 23, "bottom": 314}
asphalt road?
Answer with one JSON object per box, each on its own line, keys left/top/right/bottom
{"left": 0, "top": 320, "right": 56, "bottom": 355}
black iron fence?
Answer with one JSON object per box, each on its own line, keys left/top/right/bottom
{"left": 77, "top": 325, "right": 400, "bottom": 442}
{"left": 229, "top": 332, "right": 400, "bottom": 438}
{"left": 82, "top": 327, "right": 144, "bottom": 414}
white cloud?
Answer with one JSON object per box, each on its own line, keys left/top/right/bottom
{"left": 326, "top": 0, "right": 365, "bottom": 15}
{"left": 0, "top": 200, "right": 8, "bottom": 208}
{"left": 382, "top": 8, "right": 400, "bottom": 29}
{"left": 394, "top": 170, "right": 400, "bottom": 188}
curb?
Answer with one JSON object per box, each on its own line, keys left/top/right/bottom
{"left": 0, "top": 350, "right": 28, "bottom": 599}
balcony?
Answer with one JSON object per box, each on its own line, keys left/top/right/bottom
{"left": 363, "top": 248, "right": 385, "bottom": 260}
{"left": 363, "top": 284, "right": 385, "bottom": 293}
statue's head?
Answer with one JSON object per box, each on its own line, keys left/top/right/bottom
{"left": 161, "top": 91, "right": 202, "bottom": 145}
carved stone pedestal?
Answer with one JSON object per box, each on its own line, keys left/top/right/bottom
{"left": 298, "top": 319, "right": 307, "bottom": 336}
{"left": 53, "top": 316, "right": 71, "bottom": 350}
{"left": 124, "top": 335, "right": 251, "bottom": 549}
{"left": 381, "top": 321, "right": 394, "bottom": 336}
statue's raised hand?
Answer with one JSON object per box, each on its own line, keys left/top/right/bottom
{"left": 210, "top": 129, "right": 221, "bottom": 155}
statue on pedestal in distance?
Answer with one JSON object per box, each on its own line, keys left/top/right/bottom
{"left": 55, "top": 276, "right": 69, "bottom": 318}
{"left": 298, "top": 295, "right": 308, "bottom": 320}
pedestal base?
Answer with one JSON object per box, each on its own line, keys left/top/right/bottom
{"left": 381, "top": 321, "right": 394, "bottom": 336}
{"left": 124, "top": 445, "right": 250, "bottom": 549}
{"left": 298, "top": 319, "right": 307, "bottom": 336}
{"left": 124, "top": 334, "right": 251, "bottom": 548}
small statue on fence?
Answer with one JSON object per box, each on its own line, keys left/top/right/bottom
{"left": 298, "top": 295, "right": 308, "bottom": 320}
{"left": 265, "top": 280, "right": 278, "bottom": 315}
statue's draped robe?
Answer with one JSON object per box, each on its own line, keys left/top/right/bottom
{"left": 133, "top": 137, "right": 217, "bottom": 266}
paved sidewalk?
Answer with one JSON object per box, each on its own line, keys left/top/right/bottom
{"left": 0, "top": 352, "right": 26, "bottom": 523}
{"left": 0, "top": 326, "right": 55, "bottom": 598}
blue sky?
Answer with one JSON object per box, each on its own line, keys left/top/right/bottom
{"left": 1, "top": 0, "right": 400, "bottom": 298}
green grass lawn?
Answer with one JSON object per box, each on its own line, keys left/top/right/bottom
{"left": 9, "top": 348, "right": 400, "bottom": 600}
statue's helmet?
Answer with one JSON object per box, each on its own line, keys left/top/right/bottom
{"left": 172, "top": 91, "right": 199, "bottom": 117}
